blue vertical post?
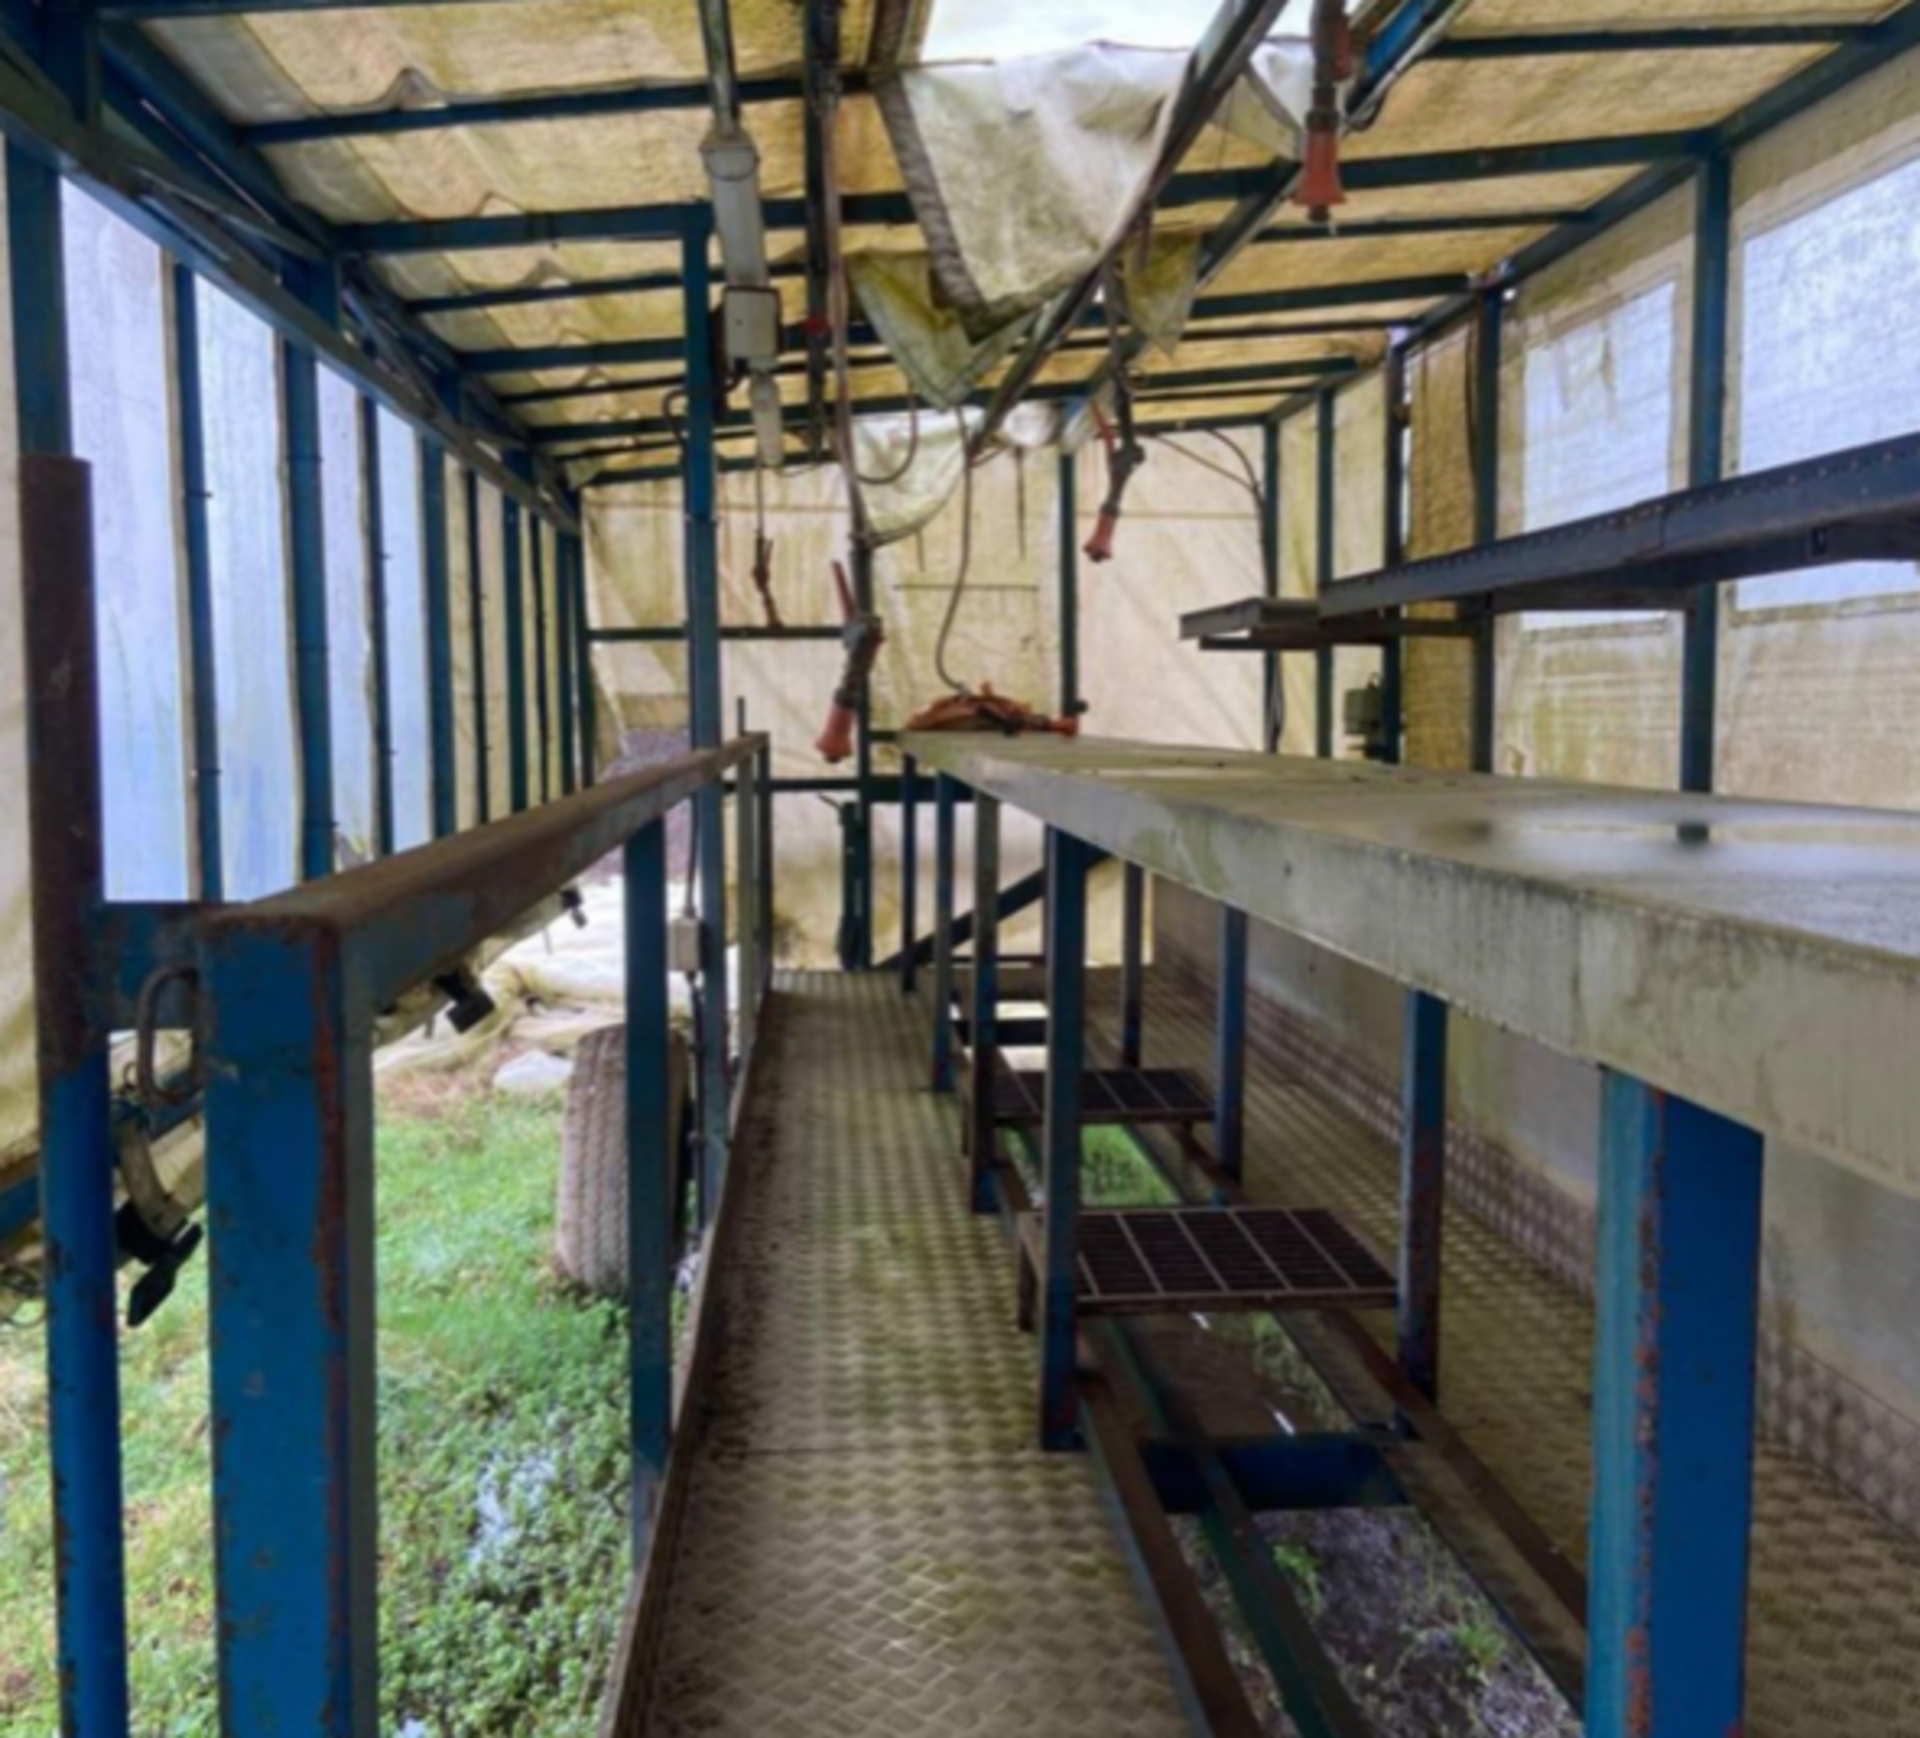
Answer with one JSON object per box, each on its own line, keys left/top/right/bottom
{"left": 173, "top": 265, "right": 224, "bottom": 897}
{"left": 419, "top": 439, "right": 458, "bottom": 838}
{"left": 203, "top": 922, "right": 376, "bottom": 1738}
{"left": 931, "top": 772, "right": 958, "bottom": 1090}
{"left": 624, "top": 818, "right": 673, "bottom": 1566}
{"left": 1314, "top": 389, "right": 1337, "bottom": 760}
{"left": 1214, "top": 906, "right": 1248, "bottom": 1180}
{"left": 1058, "top": 450, "right": 1080, "bottom": 720}
{"left": 1470, "top": 288, "right": 1502, "bottom": 775}
{"left": 361, "top": 396, "right": 396, "bottom": 858}
{"left": 900, "top": 753, "right": 919, "bottom": 994}
{"left": 850, "top": 539, "right": 876, "bottom": 970}
{"left": 682, "top": 221, "right": 731, "bottom": 1213}
{"left": 1260, "top": 421, "right": 1282, "bottom": 753}
{"left": 572, "top": 532, "right": 598, "bottom": 786}
{"left": 1587, "top": 1074, "right": 1763, "bottom": 1738}
{"left": 1682, "top": 154, "right": 1731, "bottom": 797}
{"left": 503, "top": 495, "right": 530, "bottom": 812}
{"left": 1039, "top": 826, "right": 1092, "bottom": 1452}
{"left": 965, "top": 792, "right": 1001, "bottom": 1212}
{"left": 555, "top": 524, "right": 578, "bottom": 798}
{"left": 758, "top": 741, "right": 776, "bottom": 1002}
{"left": 1119, "top": 860, "right": 1145, "bottom": 1067}
{"left": 465, "top": 468, "right": 491, "bottom": 823}
{"left": 20, "top": 452, "right": 132, "bottom": 1738}
{"left": 531, "top": 523, "right": 552, "bottom": 804}
{"left": 283, "top": 296, "right": 337, "bottom": 879}
{"left": 1398, "top": 990, "right": 1447, "bottom": 1400}
{"left": 1380, "top": 345, "right": 1408, "bottom": 768}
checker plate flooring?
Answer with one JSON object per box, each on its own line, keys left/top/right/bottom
{"left": 634, "top": 975, "right": 1187, "bottom": 1738}
{"left": 1106, "top": 971, "right": 1920, "bottom": 1738}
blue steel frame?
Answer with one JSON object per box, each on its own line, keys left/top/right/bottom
{"left": 930, "top": 773, "right": 958, "bottom": 1090}
{"left": 1397, "top": 989, "right": 1447, "bottom": 1401}
{"left": 1681, "top": 152, "right": 1732, "bottom": 796}
{"left": 1260, "top": 421, "right": 1282, "bottom": 752}
{"left": 1469, "top": 287, "right": 1502, "bottom": 775}
{"left": 965, "top": 791, "right": 1001, "bottom": 1213}
{"left": 1213, "top": 906, "right": 1248, "bottom": 1180}
{"left": 173, "top": 263, "right": 225, "bottom": 899}
{"left": 420, "top": 438, "right": 459, "bottom": 837}
{"left": 1313, "top": 389, "right": 1336, "bottom": 758}
{"left": 899, "top": 752, "right": 919, "bottom": 995}
{"left": 503, "top": 494, "right": 530, "bottom": 813}
{"left": 362, "top": 393, "right": 398, "bottom": 859}
{"left": 1038, "top": 825, "right": 1092, "bottom": 1452}
{"left": 465, "top": 465, "right": 492, "bottom": 824}
{"left": 1119, "top": 859, "right": 1146, "bottom": 1067}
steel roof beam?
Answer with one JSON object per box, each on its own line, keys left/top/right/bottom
{"left": 1426, "top": 25, "right": 1863, "bottom": 59}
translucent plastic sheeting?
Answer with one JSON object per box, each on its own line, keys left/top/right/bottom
{"left": 478, "top": 479, "right": 512, "bottom": 819}
{"left": 847, "top": 250, "right": 1030, "bottom": 408}
{"left": 1329, "top": 376, "right": 1387, "bottom": 750}
{"left": 0, "top": 156, "right": 30, "bottom": 1169}
{"left": 854, "top": 405, "right": 981, "bottom": 542}
{"left": 201, "top": 284, "right": 299, "bottom": 898}
{"left": 320, "top": 365, "right": 375, "bottom": 862}
{"left": 1402, "top": 325, "right": 1474, "bottom": 772}
{"left": 64, "top": 187, "right": 192, "bottom": 900}
{"left": 446, "top": 461, "right": 479, "bottom": 830}
{"left": 1278, "top": 409, "right": 1319, "bottom": 755}
{"left": 378, "top": 406, "right": 432, "bottom": 847}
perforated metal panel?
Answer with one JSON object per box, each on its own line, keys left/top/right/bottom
{"left": 990, "top": 1065, "right": 1212, "bottom": 1126}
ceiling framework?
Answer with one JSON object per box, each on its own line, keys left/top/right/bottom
{"left": 31, "top": 0, "right": 1917, "bottom": 495}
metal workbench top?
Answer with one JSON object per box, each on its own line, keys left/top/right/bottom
{"left": 902, "top": 735, "right": 1920, "bottom": 1194}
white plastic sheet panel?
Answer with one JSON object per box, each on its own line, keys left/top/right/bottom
{"left": 64, "top": 187, "right": 192, "bottom": 899}
{"left": 446, "top": 463, "right": 478, "bottom": 830}
{"left": 319, "top": 365, "right": 374, "bottom": 860}
{"left": 379, "top": 407, "right": 431, "bottom": 847}
{"left": 201, "top": 285, "right": 298, "bottom": 896}
{"left": 478, "top": 479, "right": 512, "bottom": 819}
{"left": 1278, "top": 409, "right": 1319, "bottom": 755}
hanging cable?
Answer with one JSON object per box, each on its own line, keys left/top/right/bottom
{"left": 851, "top": 392, "right": 923, "bottom": 488}
{"left": 932, "top": 424, "right": 980, "bottom": 694}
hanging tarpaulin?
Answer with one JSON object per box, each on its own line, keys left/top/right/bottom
{"left": 851, "top": 406, "right": 983, "bottom": 544}
{"left": 1121, "top": 230, "right": 1205, "bottom": 354}
{"left": 847, "top": 251, "right": 1031, "bottom": 409}
{"left": 1219, "top": 37, "right": 1317, "bottom": 160}
{"left": 875, "top": 45, "right": 1188, "bottom": 338}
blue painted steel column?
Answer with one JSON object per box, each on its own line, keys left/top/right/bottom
{"left": 682, "top": 222, "right": 731, "bottom": 1213}
{"left": 203, "top": 924, "right": 376, "bottom": 1738}
{"left": 1314, "top": 389, "right": 1336, "bottom": 759}
{"left": 1214, "top": 906, "right": 1248, "bottom": 1180}
{"left": 503, "top": 495, "right": 530, "bottom": 812}
{"left": 173, "top": 265, "right": 224, "bottom": 895}
{"left": 931, "top": 773, "right": 958, "bottom": 1090}
{"left": 20, "top": 452, "right": 131, "bottom": 1738}
{"left": 1260, "top": 421, "right": 1282, "bottom": 753}
{"left": 419, "top": 440, "right": 458, "bottom": 838}
{"left": 1380, "top": 345, "right": 1408, "bottom": 767}
{"left": 1058, "top": 450, "right": 1080, "bottom": 719}
{"left": 531, "top": 523, "right": 552, "bottom": 803}
{"left": 464, "top": 468, "right": 491, "bottom": 822}
{"left": 624, "top": 818, "right": 673, "bottom": 1565}
{"left": 1470, "top": 289, "right": 1502, "bottom": 775}
{"left": 1682, "top": 154, "right": 1731, "bottom": 797}
{"left": 362, "top": 395, "right": 396, "bottom": 857}
{"left": 965, "top": 792, "right": 1001, "bottom": 1212}
{"left": 1587, "top": 1074, "right": 1763, "bottom": 1738}
{"left": 900, "top": 753, "right": 920, "bottom": 994}
{"left": 283, "top": 303, "right": 337, "bottom": 879}
{"left": 1397, "top": 990, "right": 1447, "bottom": 1400}
{"left": 1119, "top": 860, "right": 1145, "bottom": 1067}
{"left": 1039, "top": 826, "right": 1092, "bottom": 1452}
{"left": 572, "top": 532, "right": 599, "bottom": 786}
{"left": 555, "top": 524, "right": 578, "bottom": 797}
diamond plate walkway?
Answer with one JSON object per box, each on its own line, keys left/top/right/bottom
{"left": 1116, "top": 970, "right": 1920, "bottom": 1738}
{"left": 635, "top": 974, "right": 1189, "bottom": 1738}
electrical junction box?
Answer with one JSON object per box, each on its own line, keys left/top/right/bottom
{"left": 669, "top": 915, "right": 705, "bottom": 976}
{"left": 723, "top": 285, "right": 782, "bottom": 370}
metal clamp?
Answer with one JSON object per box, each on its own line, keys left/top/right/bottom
{"left": 134, "top": 961, "right": 204, "bottom": 1111}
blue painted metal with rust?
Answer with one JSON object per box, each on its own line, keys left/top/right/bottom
{"left": 464, "top": 466, "right": 491, "bottom": 822}
{"left": 554, "top": 520, "right": 578, "bottom": 797}
{"left": 1379, "top": 345, "right": 1407, "bottom": 767}
{"left": 420, "top": 438, "right": 458, "bottom": 837}
{"left": 530, "top": 522, "right": 552, "bottom": 803}
{"left": 502, "top": 493, "right": 530, "bottom": 813}
{"left": 1039, "top": 826, "right": 1093, "bottom": 1452}
{"left": 362, "top": 393, "right": 397, "bottom": 858}
{"left": 1058, "top": 451, "right": 1080, "bottom": 718}
{"left": 1682, "top": 152, "right": 1731, "bottom": 796}
{"left": 570, "top": 532, "right": 599, "bottom": 786}
{"left": 19, "top": 449, "right": 133, "bottom": 1738}
{"left": 1314, "top": 389, "right": 1336, "bottom": 759}
{"left": 624, "top": 818, "right": 673, "bottom": 1565}
{"left": 173, "top": 263, "right": 225, "bottom": 896}
{"left": 965, "top": 791, "right": 1001, "bottom": 1212}
{"left": 1470, "top": 287, "right": 1502, "bottom": 775}
{"left": 1120, "top": 860, "right": 1146, "bottom": 1067}
{"left": 1213, "top": 905, "right": 1249, "bottom": 1180}
{"left": 900, "top": 751, "right": 919, "bottom": 995}
{"left": 1397, "top": 989, "right": 1447, "bottom": 1401}
{"left": 1587, "top": 1073, "right": 1764, "bottom": 1738}
{"left": 681, "top": 222, "right": 732, "bottom": 1217}
{"left": 1260, "top": 421, "right": 1282, "bottom": 752}
{"left": 283, "top": 269, "right": 338, "bottom": 880}
{"left": 930, "top": 773, "right": 958, "bottom": 1090}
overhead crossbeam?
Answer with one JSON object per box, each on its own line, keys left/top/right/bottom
{"left": 1428, "top": 24, "right": 1863, "bottom": 58}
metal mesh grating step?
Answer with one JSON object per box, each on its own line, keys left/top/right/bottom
{"left": 990, "top": 1066, "right": 1211, "bottom": 1127}
{"left": 1024, "top": 1206, "right": 1395, "bottom": 1316}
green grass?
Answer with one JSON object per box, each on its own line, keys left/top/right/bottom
{"left": 0, "top": 1089, "right": 631, "bottom": 1736}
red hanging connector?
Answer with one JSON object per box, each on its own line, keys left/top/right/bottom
{"left": 816, "top": 559, "right": 885, "bottom": 764}
{"left": 1084, "top": 401, "right": 1145, "bottom": 565}
{"left": 1296, "top": 0, "right": 1351, "bottom": 222}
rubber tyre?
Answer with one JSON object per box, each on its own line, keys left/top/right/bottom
{"left": 555, "top": 1024, "right": 689, "bottom": 1296}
